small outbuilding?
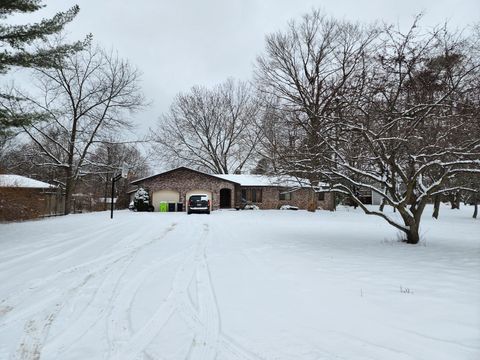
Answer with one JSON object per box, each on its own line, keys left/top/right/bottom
{"left": 0, "top": 174, "right": 64, "bottom": 221}
{"left": 130, "top": 167, "right": 334, "bottom": 211}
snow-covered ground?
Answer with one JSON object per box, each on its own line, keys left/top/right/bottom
{"left": 0, "top": 205, "right": 479, "bottom": 360}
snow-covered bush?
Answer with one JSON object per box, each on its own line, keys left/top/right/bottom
{"left": 134, "top": 188, "right": 149, "bottom": 202}
{"left": 243, "top": 204, "right": 260, "bottom": 210}
{"left": 133, "top": 188, "right": 152, "bottom": 211}
{"left": 280, "top": 205, "right": 299, "bottom": 210}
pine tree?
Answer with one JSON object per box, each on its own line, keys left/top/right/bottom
{"left": 0, "top": 0, "right": 84, "bottom": 137}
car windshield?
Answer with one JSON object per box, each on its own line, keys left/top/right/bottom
{"left": 190, "top": 195, "right": 207, "bottom": 202}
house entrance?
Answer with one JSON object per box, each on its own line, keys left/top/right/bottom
{"left": 220, "top": 188, "right": 232, "bottom": 208}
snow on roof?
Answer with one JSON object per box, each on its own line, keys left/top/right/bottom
{"left": 0, "top": 174, "right": 55, "bottom": 189}
{"left": 130, "top": 166, "right": 311, "bottom": 188}
{"left": 212, "top": 174, "right": 310, "bottom": 187}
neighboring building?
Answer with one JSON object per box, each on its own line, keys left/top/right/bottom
{"left": 0, "top": 174, "right": 64, "bottom": 221}
{"left": 356, "top": 187, "right": 384, "bottom": 206}
{"left": 371, "top": 190, "right": 383, "bottom": 206}
{"left": 130, "top": 167, "right": 334, "bottom": 211}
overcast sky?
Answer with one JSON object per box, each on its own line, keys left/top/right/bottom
{"left": 11, "top": 0, "right": 480, "bottom": 137}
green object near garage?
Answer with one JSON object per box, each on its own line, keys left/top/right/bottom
{"left": 159, "top": 202, "right": 168, "bottom": 212}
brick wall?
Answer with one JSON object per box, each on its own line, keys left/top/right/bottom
{"left": 318, "top": 192, "right": 335, "bottom": 210}
{"left": 0, "top": 188, "right": 63, "bottom": 221}
{"left": 238, "top": 186, "right": 334, "bottom": 210}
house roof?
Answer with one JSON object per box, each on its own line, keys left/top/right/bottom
{"left": 0, "top": 174, "right": 55, "bottom": 189}
{"left": 131, "top": 166, "right": 310, "bottom": 188}
{"left": 131, "top": 167, "right": 240, "bottom": 185}
{"left": 212, "top": 174, "right": 310, "bottom": 187}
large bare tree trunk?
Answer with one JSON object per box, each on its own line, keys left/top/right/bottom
{"left": 405, "top": 223, "right": 420, "bottom": 244}
{"left": 379, "top": 198, "right": 386, "bottom": 212}
{"left": 432, "top": 195, "right": 441, "bottom": 219}
{"left": 474, "top": 202, "right": 478, "bottom": 219}
{"left": 450, "top": 192, "right": 460, "bottom": 209}
{"left": 399, "top": 202, "right": 427, "bottom": 245}
{"left": 307, "top": 191, "right": 317, "bottom": 212}
{"left": 64, "top": 169, "right": 75, "bottom": 215}
{"left": 401, "top": 215, "right": 422, "bottom": 244}
{"left": 104, "top": 176, "right": 109, "bottom": 211}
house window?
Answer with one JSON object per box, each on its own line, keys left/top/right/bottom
{"left": 318, "top": 192, "right": 325, "bottom": 201}
{"left": 242, "top": 188, "right": 262, "bottom": 203}
{"left": 251, "top": 189, "right": 262, "bottom": 203}
{"left": 279, "top": 190, "right": 292, "bottom": 201}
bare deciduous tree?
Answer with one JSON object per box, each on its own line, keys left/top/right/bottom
{"left": 323, "top": 22, "right": 480, "bottom": 244}
{"left": 153, "top": 79, "right": 260, "bottom": 174}
{"left": 257, "top": 11, "right": 480, "bottom": 244}
{"left": 86, "top": 140, "right": 150, "bottom": 209}
{"left": 21, "top": 43, "right": 145, "bottom": 214}
{"left": 255, "top": 10, "right": 379, "bottom": 181}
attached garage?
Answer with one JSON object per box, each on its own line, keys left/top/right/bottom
{"left": 152, "top": 190, "right": 180, "bottom": 212}
{"left": 186, "top": 190, "right": 213, "bottom": 210}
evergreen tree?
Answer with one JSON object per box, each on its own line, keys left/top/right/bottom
{"left": 0, "top": 0, "right": 84, "bottom": 138}
{"left": 134, "top": 188, "right": 152, "bottom": 211}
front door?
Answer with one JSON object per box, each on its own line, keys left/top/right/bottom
{"left": 220, "top": 188, "right": 231, "bottom": 208}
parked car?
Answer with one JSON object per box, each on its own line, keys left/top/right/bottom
{"left": 187, "top": 194, "right": 210, "bottom": 215}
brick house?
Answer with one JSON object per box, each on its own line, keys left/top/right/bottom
{"left": 130, "top": 167, "right": 334, "bottom": 211}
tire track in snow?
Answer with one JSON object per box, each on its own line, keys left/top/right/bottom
{"left": 105, "top": 245, "right": 193, "bottom": 359}
{"left": 12, "top": 253, "right": 129, "bottom": 358}
{"left": 116, "top": 227, "right": 201, "bottom": 359}
{"left": 15, "top": 304, "right": 61, "bottom": 360}
{"left": 27, "top": 223, "right": 178, "bottom": 359}
{"left": 0, "top": 222, "right": 126, "bottom": 273}
{"left": 0, "top": 222, "right": 141, "bottom": 312}
{"left": 142, "top": 221, "right": 264, "bottom": 360}
{"left": 0, "top": 254, "right": 124, "bottom": 329}
{"left": 6, "top": 217, "right": 265, "bottom": 360}
{"left": 187, "top": 223, "right": 221, "bottom": 360}
{"left": 179, "top": 223, "right": 264, "bottom": 360}
{"left": 13, "top": 268, "right": 101, "bottom": 360}
{"left": 179, "top": 298, "right": 253, "bottom": 360}
{"left": 0, "top": 231, "right": 143, "bottom": 330}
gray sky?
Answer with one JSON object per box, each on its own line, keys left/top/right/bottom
{"left": 11, "top": 0, "right": 480, "bottom": 137}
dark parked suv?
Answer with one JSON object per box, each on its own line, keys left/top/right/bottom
{"left": 187, "top": 194, "right": 210, "bottom": 215}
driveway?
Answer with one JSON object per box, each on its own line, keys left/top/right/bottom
{"left": 0, "top": 208, "right": 478, "bottom": 359}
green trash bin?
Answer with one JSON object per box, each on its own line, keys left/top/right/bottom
{"left": 159, "top": 202, "right": 168, "bottom": 212}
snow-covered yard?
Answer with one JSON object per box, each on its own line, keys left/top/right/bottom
{"left": 0, "top": 206, "right": 479, "bottom": 360}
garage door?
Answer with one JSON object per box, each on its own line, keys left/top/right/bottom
{"left": 152, "top": 190, "right": 180, "bottom": 212}
{"left": 186, "top": 189, "right": 213, "bottom": 210}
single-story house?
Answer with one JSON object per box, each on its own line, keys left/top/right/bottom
{"left": 130, "top": 167, "right": 334, "bottom": 211}
{"left": 0, "top": 174, "right": 64, "bottom": 221}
